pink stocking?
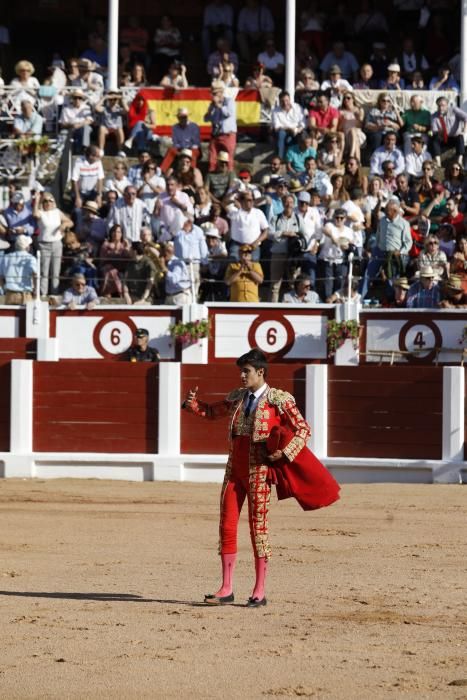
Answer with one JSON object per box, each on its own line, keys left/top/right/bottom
{"left": 214, "top": 553, "right": 237, "bottom": 597}
{"left": 251, "top": 556, "right": 267, "bottom": 601}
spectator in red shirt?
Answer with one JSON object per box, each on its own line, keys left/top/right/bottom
{"left": 441, "top": 197, "right": 464, "bottom": 237}
{"left": 308, "top": 92, "right": 343, "bottom": 152}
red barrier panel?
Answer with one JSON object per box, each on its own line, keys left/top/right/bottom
{"left": 33, "top": 361, "right": 158, "bottom": 453}
{"left": 0, "top": 339, "right": 36, "bottom": 451}
{"left": 328, "top": 366, "right": 443, "bottom": 459}
{"left": 180, "top": 363, "right": 307, "bottom": 454}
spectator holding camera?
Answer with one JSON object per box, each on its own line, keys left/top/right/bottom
{"left": 269, "top": 193, "right": 307, "bottom": 302}
{"left": 204, "top": 81, "right": 237, "bottom": 171}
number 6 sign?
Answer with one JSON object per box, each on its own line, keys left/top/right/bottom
{"left": 92, "top": 317, "right": 138, "bottom": 358}
{"left": 247, "top": 316, "right": 295, "bottom": 359}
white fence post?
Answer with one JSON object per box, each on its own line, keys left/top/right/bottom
{"left": 441, "top": 366, "right": 465, "bottom": 465}
{"left": 158, "top": 362, "right": 181, "bottom": 455}
{"left": 305, "top": 364, "right": 328, "bottom": 458}
{"left": 10, "top": 360, "right": 33, "bottom": 454}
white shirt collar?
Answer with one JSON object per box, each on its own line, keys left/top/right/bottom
{"left": 249, "top": 383, "right": 268, "bottom": 400}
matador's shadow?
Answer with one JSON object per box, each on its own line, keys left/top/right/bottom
{"left": 0, "top": 590, "right": 245, "bottom": 607}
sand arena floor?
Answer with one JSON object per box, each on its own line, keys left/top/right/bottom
{"left": 0, "top": 479, "right": 466, "bottom": 699}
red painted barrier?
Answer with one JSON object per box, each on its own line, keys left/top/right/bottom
{"left": 328, "top": 366, "right": 443, "bottom": 459}
{"left": 33, "top": 361, "right": 158, "bottom": 453}
{"left": 180, "top": 363, "right": 307, "bottom": 454}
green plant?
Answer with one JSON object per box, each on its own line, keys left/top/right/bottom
{"left": 327, "top": 320, "right": 360, "bottom": 357}
{"left": 15, "top": 136, "right": 49, "bottom": 156}
{"left": 170, "top": 318, "right": 211, "bottom": 347}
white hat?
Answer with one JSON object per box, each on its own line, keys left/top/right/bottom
{"left": 204, "top": 226, "right": 220, "bottom": 239}
{"left": 387, "top": 63, "right": 401, "bottom": 72}
{"left": 15, "top": 234, "right": 32, "bottom": 251}
{"left": 180, "top": 148, "right": 192, "bottom": 158}
{"left": 0, "top": 239, "right": 10, "bottom": 251}
{"left": 419, "top": 264, "right": 435, "bottom": 278}
{"left": 298, "top": 191, "right": 311, "bottom": 203}
{"left": 217, "top": 151, "right": 229, "bottom": 162}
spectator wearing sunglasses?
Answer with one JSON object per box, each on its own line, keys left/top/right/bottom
{"left": 282, "top": 274, "right": 321, "bottom": 303}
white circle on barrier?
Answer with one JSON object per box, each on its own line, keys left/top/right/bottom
{"left": 97, "top": 321, "right": 134, "bottom": 355}
{"left": 253, "top": 320, "right": 289, "bottom": 353}
{"left": 401, "top": 324, "right": 436, "bottom": 356}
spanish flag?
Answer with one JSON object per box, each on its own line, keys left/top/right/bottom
{"left": 140, "top": 88, "right": 261, "bottom": 138}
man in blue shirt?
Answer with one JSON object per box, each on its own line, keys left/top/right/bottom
{"left": 13, "top": 100, "right": 43, "bottom": 137}
{"left": 1, "top": 192, "right": 35, "bottom": 246}
{"left": 406, "top": 265, "right": 441, "bottom": 308}
{"left": 174, "top": 218, "right": 209, "bottom": 299}
{"left": 0, "top": 234, "right": 37, "bottom": 304}
{"left": 285, "top": 132, "right": 317, "bottom": 175}
{"left": 159, "top": 241, "right": 192, "bottom": 305}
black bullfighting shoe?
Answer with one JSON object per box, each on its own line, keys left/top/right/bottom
{"left": 204, "top": 593, "right": 235, "bottom": 604}
{"left": 246, "top": 596, "right": 267, "bottom": 607}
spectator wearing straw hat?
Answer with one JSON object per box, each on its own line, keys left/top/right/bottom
{"left": 379, "top": 63, "right": 406, "bottom": 90}
{"left": 95, "top": 89, "right": 129, "bottom": 157}
{"left": 406, "top": 265, "right": 441, "bottom": 308}
{"left": 388, "top": 277, "right": 410, "bottom": 308}
{"left": 161, "top": 107, "right": 201, "bottom": 173}
{"left": 59, "top": 89, "right": 94, "bottom": 153}
{"left": 0, "top": 235, "right": 37, "bottom": 305}
{"left": 439, "top": 275, "right": 467, "bottom": 307}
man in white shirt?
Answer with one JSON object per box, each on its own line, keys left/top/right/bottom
{"left": 153, "top": 176, "right": 194, "bottom": 237}
{"left": 108, "top": 185, "right": 148, "bottom": 242}
{"left": 202, "top": 0, "right": 235, "bottom": 58}
{"left": 59, "top": 89, "right": 94, "bottom": 153}
{"left": 295, "top": 190, "right": 322, "bottom": 287}
{"left": 271, "top": 91, "right": 306, "bottom": 159}
{"left": 71, "top": 145, "right": 105, "bottom": 207}
{"left": 318, "top": 208, "right": 355, "bottom": 301}
{"left": 405, "top": 136, "right": 433, "bottom": 179}
{"left": 257, "top": 38, "right": 284, "bottom": 81}
{"left": 226, "top": 190, "right": 269, "bottom": 261}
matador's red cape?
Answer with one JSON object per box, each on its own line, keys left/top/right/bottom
{"left": 267, "top": 425, "right": 340, "bottom": 511}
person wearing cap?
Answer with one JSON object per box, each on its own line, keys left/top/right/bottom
{"left": 271, "top": 91, "right": 306, "bottom": 160}
{"left": 225, "top": 189, "right": 269, "bottom": 261}
{"left": 224, "top": 244, "right": 264, "bottom": 302}
{"left": 388, "top": 277, "right": 410, "bottom": 308}
{"left": 59, "top": 89, "right": 94, "bottom": 153}
{"left": 161, "top": 107, "right": 201, "bottom": 173}
{"left": 204, "top": 81, "right": 237, "bottom": 171}
{"left": 406, "top": 265, "right": 441, "bottom": 308}
{"left": 320, "top": 65, "right": 353, "bottom": 106}
{"left": 439, "top": 275, "right": 467, "bottom": 307}
{"left": 199, "top": 225, "right": 229, "bottom": 301}
{"left": 77, "top": 200, "right": 107, "bottom": 254}
{"left": 370, "top": 132, "right": 405, "bottom": 177}
{"left": 431, "top": 96, "right": 467, "bottom": 167}
{"left": 0, "top": 235, "right": 37, "bottom": 304}
{"left": 319, "top": 41, "right": 359, "bottom": 82}
{"left": 285, "top": 131, "right": 318, "bottom": 175}
{"left": 72, "top": 145, "right": 105, "bottom": 209}
{"left": 62, "top": 272, "right": 99, "bottom": 310}
{"left": 13, "top": 100, "right": 43, "bottom": 137}
{"left": 128, "top": 328, "right": 161, "bottom": 362}
{"left": 1, "top": 192, "right": 35, "bottom": 245}
{"left": 69, "top": 58, "right": 104, "bottom": 104}
{"left": 379, "top": 63, "right": 405, "bottom": 91}
{"left": 95, "top": 90, "right": 129, "bottom": 157}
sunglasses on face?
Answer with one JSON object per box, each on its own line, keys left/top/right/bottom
{"left": 335, "top": 216, "right": 345, "bottom": 220}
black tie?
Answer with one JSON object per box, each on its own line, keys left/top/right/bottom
{"left": 244, "top": 393, "right": 255, "bottom": 417}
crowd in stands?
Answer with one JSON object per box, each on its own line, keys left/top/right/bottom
{"left": 0, "top": 1, "right": 466, "bottom": 308}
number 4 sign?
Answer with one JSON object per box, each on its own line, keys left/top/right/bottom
{"left": 399, "top": 320, "right": 443, "bottom": 362}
